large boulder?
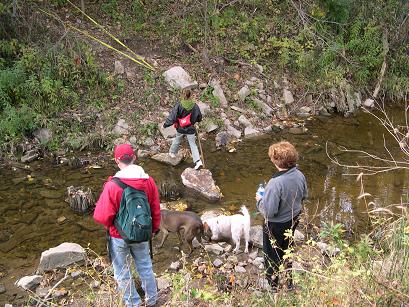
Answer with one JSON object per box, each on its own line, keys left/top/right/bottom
{"left": 244, "top": 127, "right": 261, "bottom": 138}
{"left": 158, "top": 122, "right": 177, "bottom": 139}
{"left": 237, "top": 85, "right": 251, "bottom": 101}
{"left": 181, "top": 168, "right": 223, "bottom": 201}
{"left": 38, "top": 243, "right": 86, "bottom": 273}
{"left": 163, "top": 66, "right": 198, "bottom": 89}
{"left": 151, "top": 153, "right": 183, "bottom": 166}
{"left": 210, "top": 79, "right": 228, "bottom": 107}
{"left": 15, "top": 275, "right": 42, "bottom": 290}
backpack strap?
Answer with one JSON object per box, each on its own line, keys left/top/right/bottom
{"left": 112, "top": 177, "right": 130, "bottom": 190}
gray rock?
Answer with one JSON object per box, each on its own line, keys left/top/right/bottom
{"left": 299, "top": 106, "right": 311, "bottom": 114}
{"left": 289, "top": 127, "right": 308, "bottom": 135}
{"left": 204, "top": 122, "right": 218, "bottom": 133}
{"left": 227, "top": 255, "right": 238, "bottom": 264}
{"left": 317, "top": 242, "right": 340, "bottom": 257}
{"left": 257, "top": 278, "right": 270, "bottom": 290}
{"left": 151, "top": 152, "right": 183, "bottom": 166}
{"left": 170, "top": 261, "right": 181, "bottom": 270}
{"left": 0, "top": 283, "right": 5, "bottom": 294}
{"left": 163, "top": 66, "right": 198, "bottom": 89}
{"left": 259, "top": 93, "right": 267, "bottom": 100}
{"left": 15, "top": 275, "right": 42, "bottom": 290}
{"left": 230, "top": 106, "right": 247, "bottom": 114}
{"left": 255, "top": 64, "right": 263, "bottom": 74}
{"left": 249, "top": 250, "right": 258, "bottom": 260}
{"left": 253, "top": 257, "right": 264, "bottom": 267}
{"left": 181, "top": 168, "right": 223, "bottom": 201}
{"left": 5, "top": 304, "right": 13, "bottom": 307}
{"left": 114, "top": 60, "right": 124, "bottom": 75}
{"left": 250, "top": 225, "right": 263, "bottom": 248}
{"left": 91, "top": 281, "right": 100, "bottom": 289}
{"left": 215, "top": 131, "right": 230, "bottom": 148}
{"left": 21, "top": 150, "right": 39, "bottom": 163}
{"left": 205, "top": 244, "right": 224, "bottom": 255}
{"left": 213, "top": 259, "right": 223, "bottom": 268}
{"left": 224, "top": 244, "right": 233, "bottom": 253}
{"left": 363, "top": 98, "right": 375, "bottom": 108}
{"left": 112, "top": 119, "right": 129, "bottom": 136}
{"left": 252, "top": 98, "right": 273, "bottom": 116}
{"left": 283, "top": 89, "right": 294, "bottom": 105}
{"left": 238, "top": 85, "right": 251, "bottom": 101}
{"left": 71, "top": 270, "right": 84, "bottom": 279}
{"left": 157, "top": 276, "right": 171, "bottom": 290}
{"left": 319, "top": 106, "right": 332, "bottom": 116}
{"left": 38, "top": 242, "right": 86, "bottom": 273}
{"left": 197, "top": 101, "right": 211, "bottom": 115}
{"left": 158, "top": 122, "right": 176, "bottom": 139}
{"left": 137, "top": 149, "right": 151, "bottom": 159}
{"left": 226, "top": 125, "right": 242, "bottom": 139}
{"left": 244, "top": 127, "right": 261, "bottom": 138}
{"left": 294, "top": 229, "right": 305, "bottom": 242}
{"left": 192, "top": 237, "right": 201, "bottom": 248}
{"left": 238, "top": 115, "right": 252, "bottom": 128}
{"left": 210, "top": 79, "right": 228, "bottom": 107}
{"left": 36, "top": 286, "right": 51, "bottom": 298}
{"left": 129, "top": 136, "right": 137, "bottom": 145}
{"left": 235, "top": 266, "right": 246, "bottom": 273}
{"left": 199, "top": 83, "right": 207, "bottom": 89}
{"left": 34, "top": 128, "right": 53, "bottom": 144}
{"left": 142, "top": 137, "right": 155, "bottom": 147}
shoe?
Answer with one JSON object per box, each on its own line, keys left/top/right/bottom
{"left": 194, "top": 160, "right": 203, "bottom": 170}
{"left": 169, "top": 152, "right": 176, "bottom": 158}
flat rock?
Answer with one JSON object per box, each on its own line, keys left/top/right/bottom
{"left": 151, "top": 153, "right": 183, "bottom": 166}
{"left": 158, "top": 122, "right": 176, "bottom": 139}
{"left": 210, "top": 79, "right": 228, "bottom": 107}
{"left": 197, "top": 101, "right": 211, "bottom": 115}
{"left": 21, "top": 150, "right": 39, "bottom": 163}
{"left": 112, "top": 119, "right": 129, "bottom": 136}
{"left": 204, "top": 122, "right": 218, "bottom": 133}
{"left": 238, "top": 85, "right": 251, "bottom": 101}
{"left": 363, "top": 98, "right": 375, "bottom": 108}
{"left": 213, "top": 259, "right": 223, "bottom": 268}
{"left": 235, "top": 266, "right": 246, "bottom": 273}
{"left": 38, "top": 242, "right": 86, "bottom": 273}
{"left": 163, "top": 66, "right": 198, "bottom": 89}
{"left": 230, "top": 105, "right": 247, "bottom": 113}
{"left": 244, "top": 127, "right": 261, "bottom": 138}
{"left": 205, "top": 244, "right": 224, "bottom": 255}
{"left": 226, "top": 125, "right": 242, "bottom": 139}
{"left": 238, "top": 115, "right": 252, "bottom": 128}
{"left": 250, "top": 225, "right": 263, "bottom": 248}
{"left": 181, "top": 168, "right": 223, "bottom": 201}
{"left": 283, "top": 89, "right": 294, "bottom": 105}
{"left": 157, "top": 276, "right": 171, "bottom": 291}
{"left": 15, "top": 275, "right": 42, "bottom": 290}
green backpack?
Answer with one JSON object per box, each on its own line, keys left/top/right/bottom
{"left": 112, "top": 178, "right": 152, "bottom": 244}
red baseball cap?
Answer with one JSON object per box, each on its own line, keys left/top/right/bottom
{"left": 114, "top": 144, "right": 135, "bottom": 161}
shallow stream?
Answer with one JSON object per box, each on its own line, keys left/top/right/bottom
{"left": 1, "top": 107, "right": 408, "bottom": 302}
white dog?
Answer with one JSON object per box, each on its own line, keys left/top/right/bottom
{"left": 203, "top": 206, "right": 251, "bottom": 253}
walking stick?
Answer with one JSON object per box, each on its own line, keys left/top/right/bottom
{"left": 149, "top": 239, "right": 153, "bottom": 260}
{"left": 196, "top": 124, "right": 206, "bottom": 169}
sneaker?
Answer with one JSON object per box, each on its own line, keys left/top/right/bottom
{"left": 194, "top": 160, "right": 203, "bottom": 170}
{"left": 169, "top": 152, "right": 176, "bottom": 158}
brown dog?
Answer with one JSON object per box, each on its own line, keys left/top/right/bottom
{"left": 157, "top": 210, "right": 203, "bottom": 255}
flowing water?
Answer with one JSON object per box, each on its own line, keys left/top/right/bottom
{"left": 1, "top": 107, "right": 408, "bottom": 302}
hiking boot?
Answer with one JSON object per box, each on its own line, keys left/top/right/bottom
{"left": 194, "top": 160, "right": 203, "bottom": 170}
{"left": 169, "top": 152, "right": 176, "bottom": 158}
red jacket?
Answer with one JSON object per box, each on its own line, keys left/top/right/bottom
{"left": 93, "top": 165, "right": 161, "bottom": 238}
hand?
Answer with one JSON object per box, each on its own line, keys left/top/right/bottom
{"left": 255, "top": 194, "right": 262, "bottom": 202}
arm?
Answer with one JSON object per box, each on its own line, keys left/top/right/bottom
{"left": 93, "top": 180, "right": 120, "bottom": 228}
{"left": 146, "top": 177, "right": 161, "bottom": 233}
{"left": 163, "top": 103, "right": 179, "bottom": 128}
{"left": 256, "top": 180, "right": 281, "bottom": 219}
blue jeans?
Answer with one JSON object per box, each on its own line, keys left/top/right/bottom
{"left": 110, "top": 237, "right": 157, "bottom": 307}
{"left": 170, "top": 132, "right": 201, "bottom": 163}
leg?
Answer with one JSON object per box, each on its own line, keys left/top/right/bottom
{"left": 232, "top": 230, "right": 241, "bottom": 253}
{"left": 129, "top": 241, "right": 158, "bottom": 306}
{"left": 157, "top": 229, "right": 169, "bottom": 248}
{"left": 110, "top": 237, "right": 141, "bottom": 307}
{"left": 169, "top": 132, "right": 184, "bottom": 155}
{"left": 176, "top": 230, "right": 184, "bottom": 250}
{"left": 186, "top": 133, "right": 201, "bottom": 164}
{"left": 263, "top": 223, "right": 280, "bottom": 288}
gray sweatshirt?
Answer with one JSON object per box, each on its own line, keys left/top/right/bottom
{"left": 257, "top": 167, "right": 307, "bottom": 223}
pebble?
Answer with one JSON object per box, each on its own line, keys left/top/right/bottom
{"left": 235, "top": 266, "right": 247, "bottom": 273}
{"left": 170, "top": 261, "right": 181, "bottom": 270}
{"left": 213, "top": 259, "right": 223, "bottom": 268}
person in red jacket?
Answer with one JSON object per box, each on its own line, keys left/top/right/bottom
{"left": 94, "top": 143, "right": 160, "bottom": 307}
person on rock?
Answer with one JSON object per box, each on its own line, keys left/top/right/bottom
{"left": 93, "top": 144, "right": 160, "bottom": 307}
{"left": 163, "top": 88, "right": 203, "bottom": 170}
{"left": 256, "top": 141, "right": 308, "bottom": 292}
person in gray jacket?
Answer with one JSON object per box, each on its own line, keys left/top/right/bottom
{"left": 256, "top": 141, "right": 307, "bottom": 291}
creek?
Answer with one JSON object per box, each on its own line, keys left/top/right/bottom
{"left": 1, "top": 107, "right": 408, "bottom": 302}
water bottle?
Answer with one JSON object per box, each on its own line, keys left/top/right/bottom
{"left": 256, "top": 183, "right": 265, "bottom": 198}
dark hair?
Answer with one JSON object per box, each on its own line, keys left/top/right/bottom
{"left": 268, "top": 141, "right": 299, "bottom": 169}
{"left": 119, "top": 154, "right": 135, "bottom": 165}
{"left": 182, "top": 89, "right": 192, "bottom": 99}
